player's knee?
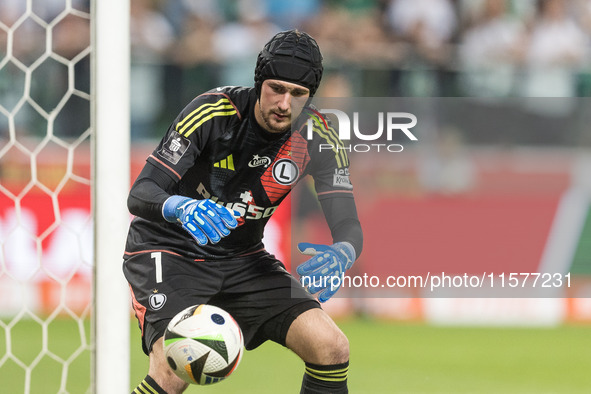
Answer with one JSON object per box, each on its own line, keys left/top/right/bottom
{"left": 287, "top": 309, "right": 350, "bottom": 364}
{"left": 331, "top": 330, "right": 350, "bottom": 363}
{"left": 317, "top": 329, "right": 349, "bottom": 364}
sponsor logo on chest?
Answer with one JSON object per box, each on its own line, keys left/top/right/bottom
{"left": 248, "top": 155, "right": 272, "bottom": 168}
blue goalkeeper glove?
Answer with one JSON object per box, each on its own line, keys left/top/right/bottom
{"left": 162, "top": 196, "right": 238, "bottom": 246}
{"left": 296, "top": 242, "right": 356, "bottom": 303}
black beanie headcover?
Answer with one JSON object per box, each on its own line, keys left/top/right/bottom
{"left": 254, "top": 30, "right": 323, "bottom": 97}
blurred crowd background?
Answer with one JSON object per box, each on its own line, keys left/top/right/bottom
{"left": 2, "top": 0, "right": 591, "bottom": 141}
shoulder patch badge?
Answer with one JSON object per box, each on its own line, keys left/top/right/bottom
{"left": 158, "top": 133, "right": 191, "bottom": 165}
{"left": 333, "top": 168, "right": 353, "bottom": 189}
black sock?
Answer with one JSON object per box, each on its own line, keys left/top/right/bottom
{"left": 132, "top": 375, "right": 167, "bottom": 394}
{"left": 300, "top": 361, "right": 349, "bottom": 394}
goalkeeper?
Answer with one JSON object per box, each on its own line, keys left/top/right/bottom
{"left": 123, "top": 29, "right": 363, "bottom": 394}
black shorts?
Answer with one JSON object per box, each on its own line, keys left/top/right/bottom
{"left": 123, "top": 249, "right": 320, "bottom": 355}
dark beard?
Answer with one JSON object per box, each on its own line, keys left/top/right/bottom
{"left": 260, "top": 102, "right": 291, "bottom": 133}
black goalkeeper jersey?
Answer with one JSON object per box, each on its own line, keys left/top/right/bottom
{"left": 125, "top": 86, "right": 357, "bottom": 259}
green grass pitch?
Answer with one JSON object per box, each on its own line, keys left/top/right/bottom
{"left": 2, "top": 317, "right": 591, "bottom": 393}
{"left": 165, "top": 318, "right": 591, "bottom": 394}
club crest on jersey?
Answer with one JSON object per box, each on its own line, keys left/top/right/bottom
{"left": 272, "top": 158, "right": 299, "bottom": 185}
{"left": 158, "top": 133, "right": 191, "bottom": 165}
{"left": 149, "top": 292, "right": 167, "bottom": 310}
{"left": 248, "top": 155, "right": 271, "bottom": 168}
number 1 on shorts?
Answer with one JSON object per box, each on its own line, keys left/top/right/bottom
{"left": 151, "top": 252, "right": 163, "bottom": 283}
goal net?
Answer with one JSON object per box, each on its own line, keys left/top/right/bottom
{"left": 0, "top": 1, "right": 130, "bottom": 393}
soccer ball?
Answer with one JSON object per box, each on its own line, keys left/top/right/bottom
{"left": 163, "top": 304, "right": 244, "bottom": 385}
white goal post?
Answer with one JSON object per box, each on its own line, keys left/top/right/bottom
{"left": 0, "top": 0, "right": 130, "bottom": 392}
{"left": 92, "top": 0, "right": 131, "bottom": 393}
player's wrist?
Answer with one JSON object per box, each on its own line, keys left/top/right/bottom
{"left": 332, "top": 242, "right": 356, "bottom": 267}
{"left": 162, "top": 195, "right": 192, "bottom": 222}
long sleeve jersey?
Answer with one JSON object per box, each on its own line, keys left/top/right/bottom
{"left": 125, "top": 86, "right": 362, "bottom": 260}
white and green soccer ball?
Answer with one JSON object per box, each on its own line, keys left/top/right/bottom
{"left": 163, "top": 304, "right": 244, "bottom": 385}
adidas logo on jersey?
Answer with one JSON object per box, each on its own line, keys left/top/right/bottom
{"left": 213, "top": 154, "right": 234, "bottom": 170}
